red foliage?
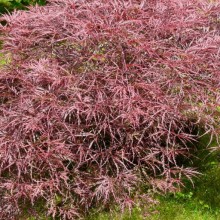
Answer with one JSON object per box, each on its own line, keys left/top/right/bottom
{"left": 0, "top": 0, "right": 220, "bottom": 218}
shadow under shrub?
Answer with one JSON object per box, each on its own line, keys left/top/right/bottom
{"left": 0, "top": 0, "right": 220, "bottom": 219}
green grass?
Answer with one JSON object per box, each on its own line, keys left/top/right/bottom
{"left": 87, "top": 201, "right": 220, "bottom": 220}
{"left": 148, "top": 200, "right": 220, "bottom": 220}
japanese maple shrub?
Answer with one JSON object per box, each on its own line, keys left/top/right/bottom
{"left": 0, "top": 0, "right": 220, "bottom": 219}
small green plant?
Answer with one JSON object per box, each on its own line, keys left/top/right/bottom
{"left": 174, "top": 191, "right": 193, "bottom": 201}
{"left": 0, "top": 52, "right": 10, "bottom": 67}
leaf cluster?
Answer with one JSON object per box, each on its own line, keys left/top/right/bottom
{"left": 0, "top": 0, "right": 220, "bottom": 219}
